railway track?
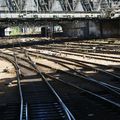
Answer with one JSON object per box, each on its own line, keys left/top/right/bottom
{"left": 6, "top": 48, "right": 120, "bottom": 93}
{"left": 0, "top": 39, "right": 120, "bottom": 120}
{"left": 30, "top": 45, "right": 120, "bottom": 72}
{"left": 35, "top": 40, "right": 120, "bottom": 54}
{"left": 0, "top": 56, "right": 21, "bottom": 120}
{"left": 0, "top": 46, "right": 120, "bottom": 119}
{"left": 0, "top": 50, "right": 76, "bottom": 120}
{"left": 17, "top": 48, "right": 120, "bottom": 90}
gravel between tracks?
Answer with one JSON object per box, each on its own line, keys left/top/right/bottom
{"left": 0, "top": 58, "right": 16, "bottom": 79}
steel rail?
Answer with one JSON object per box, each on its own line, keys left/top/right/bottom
{"left": 23, "top": 50, "right": 120, "bottom": 108}
{"left": 24, "top": 51, "right": 76, "bottom": 120}
{"left": 22, "top": 49, "right": 120, "bottom": 87}
{"left": 25, "top": 103, "right": 28, "bottom": 120}
{"left": 13, "top": 52, "right": 24, "bottom": 120}
{"left": 56, "top": 62, "right": 120, "bottom": 93}
{"left": 22, "top": 49, "right": 120, "bottom": 80}
{"left": 2, "top": 47, "right": 118, "bottom": 109}
{"left": 5, "top": 49, "right": 120, "bottom": 93}
{"left": 11, "top": 49, "right": 120, "bottom": 94}
{"left": 26, "top": 55, "right": 120, "bottom": 107}
{"left": 36, "top": 60, "right": 120, "bottom": 96}
{"left": 32, "top": 50, "right": 120, "bottom": 80}
{"left": 0, "top": 51, "right": 38, "bottom": 73}
{"left": 43, "top": 72, "right": 120, "bottom": 108}
{"left": 52, "top": 49, "right": 120, "bottom": 62}
{"left": 0, "top": 54, "right": 24, "bottom": 120}
{"left": 6, "top": 50, "right": 120, "bottom": 94}
{"left": 1, "top": 49, "right": 120, "bottom": 113}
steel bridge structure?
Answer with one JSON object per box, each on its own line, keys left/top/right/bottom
{"left": 0, "top": 0, "right": 119, "bottom": 12}
{"left": 0, "top": 0, "right": 120, "bottom": 38}
{"left": 0, "top": 0, "right": 119, "bottom": 19}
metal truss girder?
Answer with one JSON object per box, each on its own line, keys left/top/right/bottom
{"left": 34, "top": 0, "right": 49, "bottom": 11}
{"left": 6, "top": 0, "right": 20, "bottom": 11}
{"left": 0, "top": 0, "right": 120, "bottom": 13}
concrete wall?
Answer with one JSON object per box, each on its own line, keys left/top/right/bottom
{"left": 62, "top": 20, "right": 89, "bottom": 38}
{"left": 89, "top": 20, "right": 101, "bottom": 38}
{"left": 0, "top": 19, "right": 119, "bottom": 38}
{"left": 62, "top": 19, "right": 120, "bottom": 39}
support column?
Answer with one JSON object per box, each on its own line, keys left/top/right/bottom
{"left": 86, "top": 20, "right": 89, "bottom": 39}
{"left": 117, "top": 20, "right": 120, "bottom": 36}
{"left": 41, "top": 27, "right": 48, "bottom": 37}
{"left": 0, "top": 28, "right": 5, "bottom": 37}
{"left": 114, "top": 19, "right": 120, "bottom": 37}
{"left": 89, "top": 20, "right": 101, "bottom": 39}
{"left": 100, "top": 20, "right": 103, "bottom": 38}
{"left": 61, "top": 21, "right": 74, "bottom": 37}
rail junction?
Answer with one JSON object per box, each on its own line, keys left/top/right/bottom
{"left": 0, "top": 38, "right": 120, "bottom": 120}
{"left": 0, "top": 0, "right": 120, "bottom": 120}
